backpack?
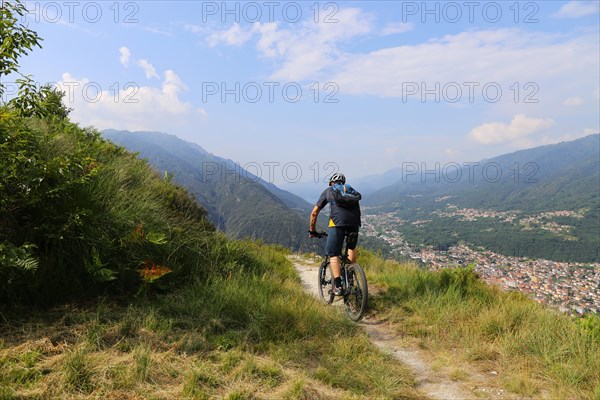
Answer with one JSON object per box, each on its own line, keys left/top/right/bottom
{"left": 331, "top": 183, "right": 361, "bottom": 207}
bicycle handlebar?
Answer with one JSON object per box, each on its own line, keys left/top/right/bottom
{"left": 308, "top": 230, "right": 328, "bottom": 238}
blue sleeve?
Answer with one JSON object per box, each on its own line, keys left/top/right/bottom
{"left": 315, "top": 188, "right": 329, "bottom": 210}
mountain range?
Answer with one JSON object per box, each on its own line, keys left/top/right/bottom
{"left": 103, "top": 130, "right": 322, "bottom": 251}
{"left": 362, "top": 134, "right": 600, "bottom": 262}
{"left": 103, "top": 130, "right": 599, "bottom": 262}
{"left": 365, "top": 134, "right": 600, "bottom": 211}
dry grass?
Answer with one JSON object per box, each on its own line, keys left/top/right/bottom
{"left": 361, "top": 249, "right": 600, "bottom": 400}
{"left": 0, "top": 248, "right": 427, "bottom": 399}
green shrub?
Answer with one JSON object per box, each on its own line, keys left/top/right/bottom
{"left": 0, "top": 110, "right": 215, "bottom": 304}
{"left": 577, "top": 314, "right": 600, "bottom": 342}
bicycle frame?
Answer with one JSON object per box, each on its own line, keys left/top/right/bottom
{"left": 314, "top": 230, "right": 368, "bottom": 321}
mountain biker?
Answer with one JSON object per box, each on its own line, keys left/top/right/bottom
{"left": 309, "top": 173, "right": 361, "bottom": 296}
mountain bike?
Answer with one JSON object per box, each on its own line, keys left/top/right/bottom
{"left": 313, "top": 231, "right": 368, "bottom": 321}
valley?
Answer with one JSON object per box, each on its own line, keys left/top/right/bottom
{"left": 362, "top": 209, "right": 600, "bottom": 314}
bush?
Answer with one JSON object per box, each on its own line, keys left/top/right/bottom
{"left": 0, "top": 110, "right": 215, "bottom": 304}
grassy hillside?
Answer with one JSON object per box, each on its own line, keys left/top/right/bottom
{"left": 360, "top": 250, "right": 600, "bottom": 399}
{"left": 0, "top": 109, "right": 220, "bottom": 304}
{"left": 1, "top": 242, "right": 426, "bottom": 399}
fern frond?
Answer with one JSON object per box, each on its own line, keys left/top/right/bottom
{"left": 15, "top": 256, "right": 39, "bottom": 271}
{"left": 84, "top": 247, "right": 117, "bottom": 282}
{"left": 146, "top": 232, "right": 168, "bottom": 245}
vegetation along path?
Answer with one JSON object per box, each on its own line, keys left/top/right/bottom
{"left": 290, "top": 255, "right": 520, "bottom": 400}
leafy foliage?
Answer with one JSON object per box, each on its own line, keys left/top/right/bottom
{"left": 84, "top": 247, "right": 116, "bottom": 283}
{"left": 0, "top": 243, "right": 39, "bottom": 301}
{"left": 0, "top": 108, "right": 218, "bottom": 304}
{"left": 9, "top": 81, "right": 72, "bottom": 119}
{"left": 0, "top": 0, "right": 42, "bottom": 87}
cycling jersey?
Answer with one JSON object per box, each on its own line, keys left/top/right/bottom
{"left": 315, "top": 187, "right": 361, "bottom": 227}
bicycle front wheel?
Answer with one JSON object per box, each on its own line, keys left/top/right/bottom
{"left": 317, "top": 260, "right": 334, "bottom": 304}
{"left": 344, "top": 263, "right": 368, "bottom": 321}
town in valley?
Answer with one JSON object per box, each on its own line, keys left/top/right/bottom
{"left": 362, "top": 209, "right": 600, "bottom": 315}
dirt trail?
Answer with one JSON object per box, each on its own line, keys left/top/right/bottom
{"left": 290, "top": 256, "right": 511, "bottom": 400}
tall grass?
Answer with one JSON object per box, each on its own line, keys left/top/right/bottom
{"left": 1, "top": 112, "right": 215, "bottom": 304}
{"left": 0, "top": 242, "right": 427, "bottom": 399}
{"left": 360, "top": 249, "right": 600, "bottom": 399}
{"left": 63, "top": 347, "right": 94, "bottom": 393}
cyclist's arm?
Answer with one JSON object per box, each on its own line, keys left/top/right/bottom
{"left": 310, "top": 189, "right": 329, "bottom": 234}
{"left": 309, "top": 205, "right": 320, "bottom": 233}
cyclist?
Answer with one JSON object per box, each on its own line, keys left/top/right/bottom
{"left": 309, "top": 173, "right": 361, "bottom": 296}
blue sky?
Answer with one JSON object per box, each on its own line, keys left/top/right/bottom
{"left": 8, "top": 0, "right": 600, "bottom": 187}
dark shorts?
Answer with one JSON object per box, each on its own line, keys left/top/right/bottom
{"left": 325, "top": 226, "right": 359, "bottom": 256}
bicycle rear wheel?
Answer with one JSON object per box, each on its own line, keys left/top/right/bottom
{"left": 317, "top": 260, "right": 334, "bottom": 304}
{"left": 344, "top": 263, "right": 368, "bottom": 321}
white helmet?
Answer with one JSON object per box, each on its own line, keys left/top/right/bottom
{"left": 330, "top": 173, "right": 346, "bottom": 184}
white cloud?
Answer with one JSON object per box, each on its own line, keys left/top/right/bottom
{"left": 196, "top": 17, "right": 596, "bottom": 104}
{"left": 331, "top": 29, "right": 599, "bottom": 99}
{"left": 55, "top": 71, "right": 206, "bottom": 133}
{"left": 197, "top": 7, "right": 374, "bottom": 81}
{"left": 253, "top": 22, "right": 290, "bottom": 58}
{"left": 207, "top": 23, "right": 254, "bottom": 47}
{"left": 564, "top": 97, "right": 584, "bottom": 106}
{"left": 192, "top": 7, "right": 597, "bottom": 109}
{"left": 144, "top": 26, "right": 174, "bottom": 37}
{"left": 254, "top": 8, "right": 374, "bottom": 81}
{"left": 119, "top": 47, "right": 131, "bottom": 67}
{"left": 469, "top": 114, "right": 555, "bottom": 145}
{"left": 553, "top": 1, "right": 600, "bottom": 18}
{"left": 381, "top": 22, "right": 414, "bottom": 36}
{"left": 184, "top": 24, "right": 203, "bottom": 34}
{"left": 136, "top": 59, "right": 159, "bottom": 79}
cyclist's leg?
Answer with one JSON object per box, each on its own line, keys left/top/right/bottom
{"left": 348, "top": 249, "right": 357, "bottom": 264}
{"left": 330, "top": 255, "right": 341, "bottom": 278}
{"left": 325, "top": 227, "right": 345, "bottom": 290}
{"left": 347, "top": 227, "right": 359, "bottom": 263}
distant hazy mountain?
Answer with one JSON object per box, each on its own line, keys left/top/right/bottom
{"left": 102, "top": 130, "right": 318, "bottom": 250}
{"left": 353, "top": 167, "right": 405, "bottom": 195}
{"left": 282, "top": 174, "right": 384, "bottom": 203}
{"left": 363, "top": 134, "right": 600, "bottom": 262}
{"left": 366, "top": 134, "right": 600, "bottom": 212}
{"left": 280, "top": 182, "right": 325, "bottom": 204}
